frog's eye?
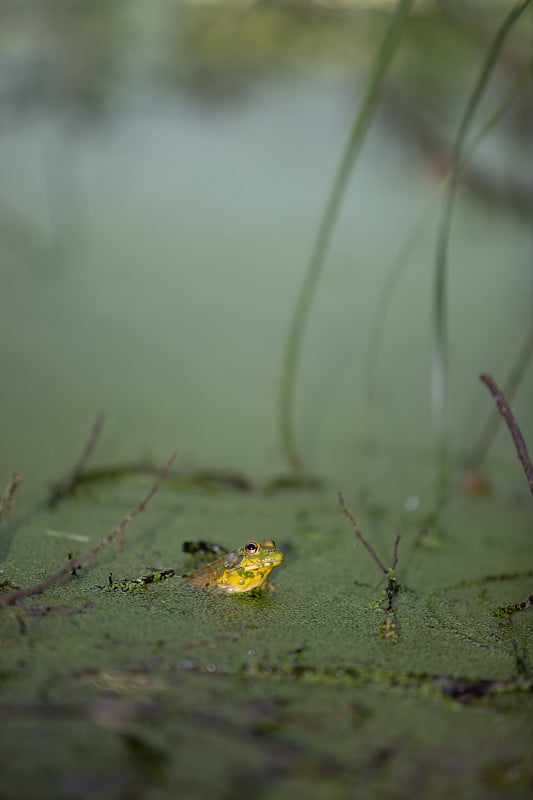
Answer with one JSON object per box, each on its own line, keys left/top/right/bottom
{"left": 244, "top": 541, "right": 260, "bottom": 555}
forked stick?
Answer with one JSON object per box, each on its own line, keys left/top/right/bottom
{"left": 0, "top": 450, "right": 177, "bottom": 608}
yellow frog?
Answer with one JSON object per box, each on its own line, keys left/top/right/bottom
{"left": 185, "top": 539, "right": 284, "bottom": 594}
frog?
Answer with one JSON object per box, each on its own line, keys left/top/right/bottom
{"left": 184, "top": 539, "right": 284, "bottom": 594}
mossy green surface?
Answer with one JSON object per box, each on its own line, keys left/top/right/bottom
{"left": 1, "top": 475, "right": 531, "bottom": 800}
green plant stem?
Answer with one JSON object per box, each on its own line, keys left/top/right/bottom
{"left": 279, "top": 0, "right": 415, "bottom": 475}
{"left": 432, "top": 0, "right": 532, "bottom": 502}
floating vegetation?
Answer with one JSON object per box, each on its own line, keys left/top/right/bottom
{"left": 104, "top": 569, "right": 176, "bottom": 593}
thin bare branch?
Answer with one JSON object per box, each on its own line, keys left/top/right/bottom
{"left": 338, "top": 492, "right": 388, "bottom": 574}
{"left": 0, "top": 449, "right": 178, "bottom": 608}
{"left": 48, "top": 412, "right": 105, "bottom": 507}
{"left": 0, "top": 472, "right": 22, "bottom": 524}
{"left": 480, "top": 373, "right": 533, "bottom": 494}
{"left": 469, "top": 326, "right": 533, "bottom": 470}
{"left": 391, "top": 532, "right": 401, "bottom": 571}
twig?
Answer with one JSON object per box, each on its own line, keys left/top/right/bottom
{"left": 469, "top": 326, "right": 533, "bottom": 470}
{"left": 339, "top": 493, "right": 402, "bottom": 640}
{"left": 480, "top": 373, "right": 533, "bottom": 494}
{"left": 0, "top": 472, "right": 22, "bottom": 524}
{"left": 338, "top": 492, "right": 388, "bottom": 574}
{"left": 48, "top": 412, "right": 105, "bottom": 507}
{"left": 384, "top": 533, "right": 402, "bottom": 613}
{"left": 0, "top": 450, "right": 178, "bottom": 608}
{"left": 391, "top": 531, "right": 401, "bottom": 571}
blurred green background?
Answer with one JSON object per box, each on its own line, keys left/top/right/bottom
{"left": 1, "top": 0, "right": 531, "bottom": 490}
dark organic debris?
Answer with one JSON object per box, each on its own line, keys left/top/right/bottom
{"left": 182, "top": 540, "right": 228, "bottom": 556}
{"left": 493, "top": 593, "right": 533, "bottom": 621}
{"left": 104, "top": 569, "right": 176, "bottom": 593}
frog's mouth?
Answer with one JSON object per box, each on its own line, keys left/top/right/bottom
{"left": 259, "top": 552, "right": 284, "bottom": 568}
{"left": 225, "top": 552, "right": 284, "bottom": 570}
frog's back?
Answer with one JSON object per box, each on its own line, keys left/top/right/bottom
{"left": 185, "top": 555, "right": 227, "bottom": 590}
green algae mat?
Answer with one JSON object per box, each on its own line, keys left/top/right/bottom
{"left": 1, "top": 453, "right": 531, "bottom": 800}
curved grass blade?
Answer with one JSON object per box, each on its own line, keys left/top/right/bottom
{"left": 364, "top": 58, "right": 533, "bottom": 412}
{"left": 279, "top": 0, "right": 416, "bottom": 475}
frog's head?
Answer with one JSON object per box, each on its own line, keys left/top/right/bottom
{"left": 221, "top": 539, "right": 284, "bottom": 593}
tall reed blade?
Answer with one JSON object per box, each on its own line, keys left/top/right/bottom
{"left": 279, "top": 0, "right": 415, "bottom": 476}
{"left": 432, "top": 0, "right": 532, "bottom": 500}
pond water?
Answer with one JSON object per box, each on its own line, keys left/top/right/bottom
{"left": 1, "top": 2, "right": 531, "bottom": 494}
